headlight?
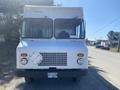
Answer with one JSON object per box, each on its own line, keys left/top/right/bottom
{"left": 21, "top": 58, "right": 28, "bottom": 65}
{"left": 77, "top": 53, "right": 84, "bottom": 58}
{"left": 77, "top": 58, "right": 83, "bottom": 65}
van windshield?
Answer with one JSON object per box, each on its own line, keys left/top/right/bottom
{"left": 22, "top": 18, "right": 53, "bottom": 39}
{"left": 54, "top": 19, "right": 83, "bottom": 39}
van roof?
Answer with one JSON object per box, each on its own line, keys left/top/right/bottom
{"left": 24, "top": 5, "right": 83, "bottom": 19}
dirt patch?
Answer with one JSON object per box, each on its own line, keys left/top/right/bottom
{"left": 110, "top": 48, "right": 120, "bottom": 53}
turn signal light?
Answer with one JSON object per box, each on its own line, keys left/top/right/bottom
{"left": 77, "top": 53, "right": 84, "bottom": 57}
{"left": 21, "top": 53, "right": 27, "bottom": 57}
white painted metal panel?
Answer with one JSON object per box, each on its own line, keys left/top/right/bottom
{"left": 24, "top": 5, "right": 83, "bottom": 19}
{"left": 17, "top": 40, "right": 88, "bottom": 69}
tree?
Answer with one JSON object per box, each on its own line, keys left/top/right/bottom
{"left": 0, "top": 0, "right": 23, "bottom": 14}
{"left": 107, "top": 31, "right": 120, "bottom": 48}
{"left": 107, "top": 31, "right": 120, "bottom": 41}
{"left": 0, "top": 0, "right": 54, "bottom": 14}
{"left": 0, "top": 14, "right": 22, "bottom": 42}
{"left": 107, "top": 31, "right": 114, "bottom": 41}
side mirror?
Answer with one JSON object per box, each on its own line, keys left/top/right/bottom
{"left": 84, "top": 20, "right": 86, "bottom": 39}
{"left": 19, "top": 25, "right": 22, "bottom": 36}
{"left": 80, "top": 20, "right": 86, "bottom": 39}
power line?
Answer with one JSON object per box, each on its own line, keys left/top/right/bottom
{"left": 93, "top": 17, "right": 120, "bottom": 34}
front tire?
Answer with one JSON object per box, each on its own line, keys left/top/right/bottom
{"left": 25, "top": 77, "right": 33, "bottom": 83}
{"left": 72, "top": 77, "right": 81, "bottom": 83}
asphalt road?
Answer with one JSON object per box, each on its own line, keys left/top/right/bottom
{"left": 88, "top": 46, "right": 120, "bottom": 89}
{"left": 1, "top": 46, "right": 120, "bottom": 90}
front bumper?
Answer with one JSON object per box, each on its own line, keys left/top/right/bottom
{"left": 16, "top": 69, "right": 88, "bottom": 78}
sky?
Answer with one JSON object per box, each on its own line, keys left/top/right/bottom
{"left": 55, "top": 0, "right": 120, "bottom": 40}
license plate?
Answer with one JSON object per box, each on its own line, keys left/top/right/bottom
{"left": 48, "top": 72, "right": 58, "bottom": 78}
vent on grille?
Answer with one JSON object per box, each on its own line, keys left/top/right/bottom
{"left": 38, "top": 53, "right": 67, "bottom": 66}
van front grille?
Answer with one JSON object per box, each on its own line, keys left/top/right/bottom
{"left": 39, "top": 53, "right": 67, "bottom": 66}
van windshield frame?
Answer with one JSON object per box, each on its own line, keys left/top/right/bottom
{"left": 21, "top": 18, "right": 85, "bottom": 39}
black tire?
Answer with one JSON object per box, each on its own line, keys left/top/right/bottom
{"left": 72, "top": 77, "right": 81, "bottom": 83}
{"left": 25, "top": 77, "right": 33, "bottom": 83}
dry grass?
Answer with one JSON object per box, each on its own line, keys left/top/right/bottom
{"left": 110, "top": 48, "right": 120, "bottom": 53}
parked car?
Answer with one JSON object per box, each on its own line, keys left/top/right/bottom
{"left": 96, "top": 44, "right": 102, "bottom": 48}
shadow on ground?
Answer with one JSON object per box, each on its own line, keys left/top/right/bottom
{"left": 88, "top": 56, "right": 96, "bottom": 59}
{"left": 0, "top": 42, "right": 18, "bottom": 85}
{"left": 15, "top": 66, "right": 119, "bottom": 90}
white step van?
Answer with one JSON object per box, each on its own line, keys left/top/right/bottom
{"left": 16, "top": 5, "right": 88, "bottom": 82}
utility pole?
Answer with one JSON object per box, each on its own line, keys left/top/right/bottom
{"left": 117, "top": 33, "right": 120, "bottom": 52}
